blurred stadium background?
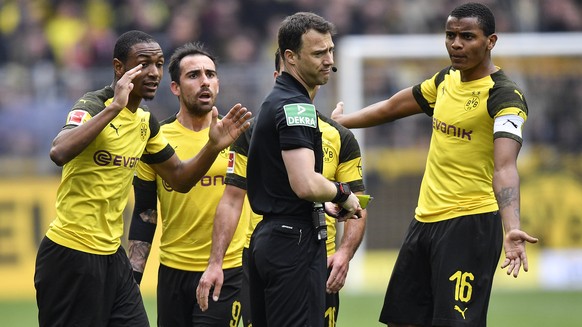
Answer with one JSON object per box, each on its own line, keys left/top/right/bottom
{"left": 1, "top": 0, "right": 582, "bottom": 325}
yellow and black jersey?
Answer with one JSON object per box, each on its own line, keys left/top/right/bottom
{"left": 412, "top": 67, "right": 528, "bottom": 222}
{"left": 135, "top": 115, "right": 250, "bottom": 271}
{"left": 47, "top": 86, "right": 174, "bottom": 255}
{"left": 227, "top": 115, "right": 365, "bottom": 255}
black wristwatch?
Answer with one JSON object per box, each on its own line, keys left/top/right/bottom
{"left": 331, "top": 182, "right": 351, "bottom": 203}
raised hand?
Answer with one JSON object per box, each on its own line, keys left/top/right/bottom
{"left": 112, "top": 64, "right": 142, "bottom": 111}
{"left": 208, "top": 104, "right": 251, "bottom": 150}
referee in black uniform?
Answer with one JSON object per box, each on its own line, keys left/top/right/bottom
{"left": 246, "top": 12, "right": 361, "bottom": 327}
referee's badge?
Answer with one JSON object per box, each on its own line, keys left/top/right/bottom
{"left": 283, "top": 103, "right": 317, "bottom": 128}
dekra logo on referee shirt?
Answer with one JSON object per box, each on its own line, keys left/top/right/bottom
{"left": 283, "top": 103, "right": 317, "bottom": 128}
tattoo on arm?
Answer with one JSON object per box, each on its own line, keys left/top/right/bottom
{"left": 128, "top": 240, "right": 152, "bottom": 273}
{"left": 140, "top": 209, "right": 157, "bottom": 224}
{"left": 495, "top": 187, "right": 517, "bottom": 210}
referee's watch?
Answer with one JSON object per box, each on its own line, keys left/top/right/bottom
{"left": 331, "top": 182, "right": 351, "bottom": 204}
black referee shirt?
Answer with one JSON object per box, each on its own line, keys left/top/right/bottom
{"left": 247, "top": 72, "right": 323, "bottom": 220}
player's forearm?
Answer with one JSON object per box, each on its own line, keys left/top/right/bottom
{"left": 128, "top": 239, "right": 152, "bottom": 273}
{"left": 208, "top": 199, "right": 244, "bottom": 266}
{"left": 337, "top": 209, "right": 367, "bottom": 259}
{"left": 155, "top": 144, "right": 222, "bottom": 193}
{"left": 493, "top": 168, "right": 521, "bottom": 232}
{"left": 336, "top": 87, "right": 420, "bottom": 129}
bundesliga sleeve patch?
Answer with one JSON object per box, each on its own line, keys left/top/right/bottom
{"left": 283, "top": 103, "right": 317, "bottom": 128}
{"left": 227, "top": 151, "right": 235, "bottom": 174}
{"left": 66, "top": 110, "right": 90, "bottom": 126}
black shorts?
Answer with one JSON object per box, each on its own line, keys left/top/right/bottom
{"left": 248, "top": 218, "right": 327, "bottom": 327}
{"left": 379, "top": 212, "right": 503, "bottom": 327}
{"left": 157, "top": 263, "right": 242, "bottom": 327}
{"left": 242, "top": 248, "right": 340, "bottom": 327}
{"left": 34, "top": 236, "right": 149, "bottom": 327}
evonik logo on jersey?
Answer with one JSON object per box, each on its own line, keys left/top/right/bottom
{"left": 162, "top": 175, "right": 225, "bottom": 192}
{"left": 432, "top": 118, "right": 473, "bottom": 140}
{"left": 93, "top": 150, "right": 140, "bottom": 168}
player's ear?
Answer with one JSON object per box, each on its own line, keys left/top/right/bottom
{"left": 487, "top": 34, "right": 497, "bottom": 50}
{"left": 113, "top": 58, "right": 125, "bottom": 79}
{"left": 170, "top": 81, "right": 180, "bottom": 97}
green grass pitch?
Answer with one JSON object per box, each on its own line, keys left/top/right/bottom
{"left": 2, "top": 290, "right": 581, "bottom": 326}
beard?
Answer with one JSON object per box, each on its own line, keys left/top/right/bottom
{"left": 185, "top": 100, "right": 213, "bottom": 117}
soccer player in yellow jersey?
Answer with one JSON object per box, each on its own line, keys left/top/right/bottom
{"left": 127, "top": 42, "right": 249, "bottom": 326}
{"left": 34, "top": 31, "right": 250, "bottom": 327}
{"left": 332, "top": 3, "right": 538, "bottom": 326}
{"left": 197, "top": 49, "right": 367, "bottom": 327}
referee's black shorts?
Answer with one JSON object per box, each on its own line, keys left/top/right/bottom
{"left": 157, "top": 264, "right": 243, "bottom": 327}
{"left": 379, "top": 212, "right": 503, "bottom": 327}
{"left": 249, "top": 218, "right": 327, "bottom": 327}
{"left": 34, "top": 236, "right": 149, "bottom": 327}
{"left": 242, "top": 248, "right": 340, "bottom": 327}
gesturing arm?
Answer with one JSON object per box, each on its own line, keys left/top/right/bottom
{"left": 493, "top": 137, "right": 538, "bottom": 278}
{"left": 50, "top": 65, "right": 143, "bottom": 166}
{"left": 151, "top": 104, "right": 251, "bottom": 193}
{"left": 330, "top": 87, "right": 422, "bottom": 129}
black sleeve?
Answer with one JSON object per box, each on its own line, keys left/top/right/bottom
{"left": 128, "top": 176, "right": 158, "bottom": 243}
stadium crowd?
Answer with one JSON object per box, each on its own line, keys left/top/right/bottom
{"left": 1, "top": 0, "right": 582, "bottom": 172}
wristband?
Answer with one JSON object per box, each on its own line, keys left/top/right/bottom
{"left": 331, "top": 182, "right": 351, "bottom": 203}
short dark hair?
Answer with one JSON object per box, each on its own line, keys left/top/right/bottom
{"left": 274, "top": 49, "right": 281, "bottom": 73}
{"left": 113, "top": 30, "right": 157, "bottom": 63}
{"left": 449, "top": 2, "right": 496, "bottom": 36}
{"left": 168, "top": 42, "right": 216, "bottom": 83}
{"left": 278, "top": 12, "right": 336, "bottom": 56}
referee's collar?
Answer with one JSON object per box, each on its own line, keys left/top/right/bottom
{"left": 276, "top": 72, "right": 310, "bottom": 100}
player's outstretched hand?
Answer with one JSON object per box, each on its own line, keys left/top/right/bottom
{"left": 208, "top": 104, "right": 252, "bottom": 150}
{"left": 196, "top": 263, "right": 224, "bottom": 311}
{"left": 330, "top": 101, "right": 344, "bottom": 122}
{"left": 501, "top": 229, "right": 538, "bottom": 278}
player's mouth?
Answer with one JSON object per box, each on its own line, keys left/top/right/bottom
{"left": 143, "top": 81, "right": 159, "bottom": 92}
{"left": 450, "top": 54, "right": 466, "bottom": 63}
{"left": 198, "top": 91, "right": 213, "bottom": 103}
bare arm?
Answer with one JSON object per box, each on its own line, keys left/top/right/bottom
{"left": 331, "top": 87, "right": 423, "bottom": 129}
{"left": 282, "top": 148, "right": 360, "bottom": 217}
{"left": 493, "top": 137, "right": 538, "bottom": 277}
{"left": 151, "top": 105, "right": 251, "bottom": 193}
{"left": 197, "top": 185, "right": 247, "bottom": 311}
{"left": 50, "top": 65, "right": 143, "bottom": 166}
{"left": 326, "top": 195, "right": 367, "bottom": 293}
